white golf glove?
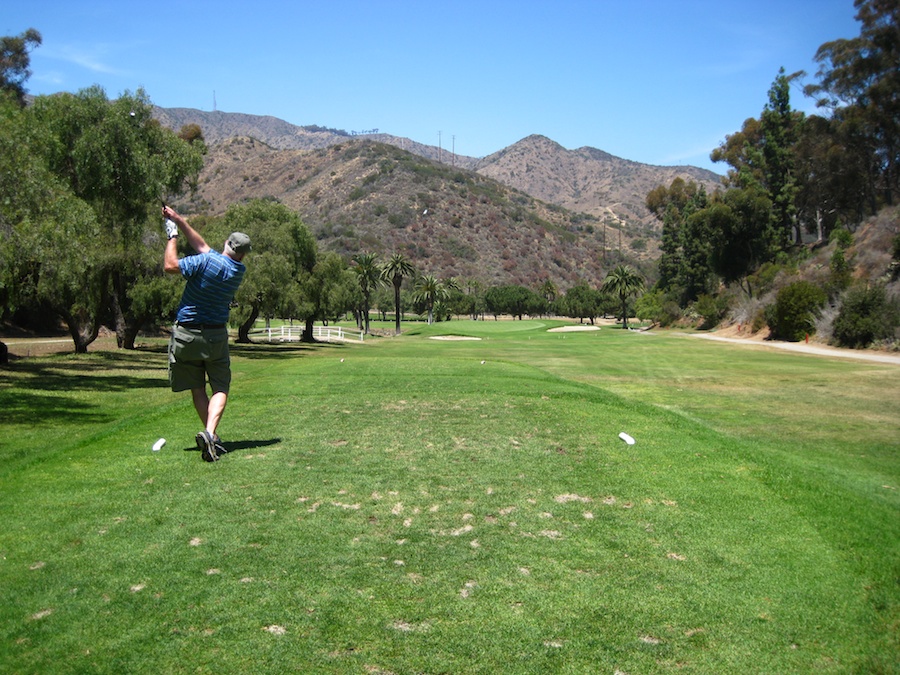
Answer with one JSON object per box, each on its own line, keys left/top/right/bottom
{"left": 164, "top": 218, "right": 179, "bottom": 240}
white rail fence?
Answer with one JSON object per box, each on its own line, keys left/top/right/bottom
{"left": 250, "top": 325, "right": 364, "bottom": 343}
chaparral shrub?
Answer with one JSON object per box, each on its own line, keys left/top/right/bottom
{"left": 829, "top": 226, "right": 853, "bottom": 250}
{"left": 766, "top": 280, "right": 827, "bottom": 342}
{"left": 832, "top": 285, "right": 898, "bottom": 348}
{"left": 694, "top": 294, "right": 729, "bottom": 330}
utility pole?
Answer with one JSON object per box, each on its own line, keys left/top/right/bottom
{"left": 452, "top": 135, "right": 456, "bottom": 167}
{"left": 603, "top": 223, "right": 607, "bottom": 262}
{"left": 438, "top": 130, "right": 442, "bottom": 164}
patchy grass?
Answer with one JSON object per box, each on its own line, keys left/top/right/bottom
{"left": 0, "top": 321, "right": 897, "bottom": 673}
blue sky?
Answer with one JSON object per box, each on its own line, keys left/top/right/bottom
{"left": 7, "top": 1, "right": 860, "bottom": 173}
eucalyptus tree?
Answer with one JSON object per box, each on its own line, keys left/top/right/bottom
{"left": 459, "top": 278, "right": 486, "bottom": 320}
{"left": 221, "top": 199, "right": 317, "bottom": 343}
{"left": 372, "top": 286, "right": 394, "bottom": 322}
{"left": 484, "top": 284, "right": 546, "bottom": 320}
{"left": 706, "top": 187, "right": 773, "bottom": 297}
{"left": 351, "top": 251, "right": 382, "bottom": 334}
{"left": 805, "top": 0, "right": 900, "bottom": 208}
{"left": 297, "top": 252, "right": 359, "bottom": 342}
{"left": 603, "top": 265, "right": 645, "bottom": 329}
{"left": 382, "top": 253, "right": 416, "bottom": 334}
{"left": 0, "top": 28, "right": 41, "bottom": 106}
{"left": 562, "top": 283, "right": 603, "bottom": 324}
{"left": 0, "top": 86, "right": 204, "bottom": 352}
{"left": 0, "top": 94, "right": 103, "bottom": 348}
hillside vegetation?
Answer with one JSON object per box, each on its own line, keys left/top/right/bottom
{"left": 156, "top": 107, "right": 721, "bottom": 236}
{"left": 474, "top": 134, "right": 719, "bottom": 227}
{"left": 179, "top": 136, "right": 655, "bottom": 289}
{"left": 158, "top": 107, "right": 721, "bottom": 289}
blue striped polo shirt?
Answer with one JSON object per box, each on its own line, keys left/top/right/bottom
{"left": 176, "top": 250, "right": 246, "bottom": 325}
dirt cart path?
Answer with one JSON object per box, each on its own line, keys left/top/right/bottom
{"left": 689, "top": 333, "right": 900, "bottom": 365}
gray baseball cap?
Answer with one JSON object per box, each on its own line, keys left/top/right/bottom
{"left": 226, "top": 232, "right": 252, "bottom": 255}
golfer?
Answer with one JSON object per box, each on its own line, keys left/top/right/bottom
{"left": 162, "top": 205, "right": 251, "bottom": 462}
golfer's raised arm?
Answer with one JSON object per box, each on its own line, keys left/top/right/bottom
{"left": 163, "top": 206, "right": 210, "bottom": 254}
{"left": 164, "top": 234, "right": 180, "bottom": 274}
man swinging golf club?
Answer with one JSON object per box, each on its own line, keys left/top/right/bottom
{"left": 162, "top": 205, "right": 251, "bottom": 462}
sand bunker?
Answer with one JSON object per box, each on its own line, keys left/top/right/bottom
{"left": 547, "top": 325, "right": 601, "bottom": 332}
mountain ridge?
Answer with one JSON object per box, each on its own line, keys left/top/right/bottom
{"left": 474, "top": 134, "right": 719, "bottom": 224}
{"left": 154, "top": 106, "right": 721, "bottom": 228}
{"left": 156, "top": 107, "right": 722, "bottom": 289}
{"left": 155, "top": 107, "right": 483, "bottom": 169}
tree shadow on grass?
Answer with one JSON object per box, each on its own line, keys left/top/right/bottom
{"left": 0, "top": 390, "right": 114, "bottom": 425}
{"left": 229, "top": 341, "right": 347, "bottom": 360}
{"left": 3, "top": 358, "right": 168, "bottom": 393}
{"left": 1, "top": 350, "right": 168, "bottom": 427}
{"left": 2, "top": 342, "right": 352, "bottom": 405}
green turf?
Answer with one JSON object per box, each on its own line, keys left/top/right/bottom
{"left": 1, "top": 320, "right": 897, "bottom": 673}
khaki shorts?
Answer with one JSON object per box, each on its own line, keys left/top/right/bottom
{"left": 168, "top": 324, "right": 232, "bottom": 394}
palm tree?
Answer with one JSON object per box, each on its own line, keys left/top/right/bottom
{"left": 382, "top": 253, "right": 416, "bottom": 335}
{"left": 539, "top": 278, "right": 558, "bottom": 316}
{"left": 444, "top": 276, "right": 461, "bottom": 301}
{"left": 462, "top": 278, "right": 483, "bottom": 320}
{"left": 602, "top": 265, "right": 644, "bottom": 329}
{"left": 351, "top": 252, "right": 382, "bottom": 334}
{"left": 413, "top": 274, "right": 447, "bottom": 325}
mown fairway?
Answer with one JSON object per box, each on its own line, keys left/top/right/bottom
{"left": 1, "top": 320, "right": 897, "bottom": 674}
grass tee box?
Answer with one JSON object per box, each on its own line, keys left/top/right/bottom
{"left": 0, "top": 321, "right": 897, "bottom": 673}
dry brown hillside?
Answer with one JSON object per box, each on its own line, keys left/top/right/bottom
{"left": 474, "top": 135, "right": 721, "bottom": 229}
{"left": 155, "top": 107, "right": 479, "bottom": 167}
{"left": 156, "top": 107, "right": 721, "bottom": 232}
{"left": 157, "top": 106, "right": 722, "bottom": 289}
{"left": 179, "top": 137, "right": 656, "bottom": 289}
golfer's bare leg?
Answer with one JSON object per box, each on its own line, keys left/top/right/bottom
{"left": 191, "top": 388, "right": 227, "bottom": 437}
{"left": 191, "top": 388, "right": 209, "bottom": 426}
{"left": 206, "top": 391, "right": 228, "bottom": 437}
